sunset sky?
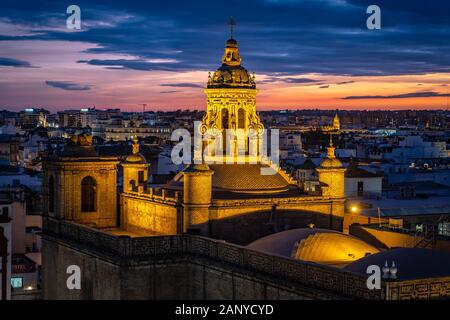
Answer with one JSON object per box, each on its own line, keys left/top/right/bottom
{"left": 0, "top": 0, "right": 449, "bottom": 112}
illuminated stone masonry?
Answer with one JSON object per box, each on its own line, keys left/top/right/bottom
{"left": 41, "top": 34, "right": 450, "bottom": 300}
{"left": 42, "top": 35, "right": 354, "bottom": 299}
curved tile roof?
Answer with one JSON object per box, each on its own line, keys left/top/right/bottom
{"left": 247, "top": 228, "right": 379, "bottom": 266}
{"left": 209, "top": 164, "right": 291, "bottom": 193}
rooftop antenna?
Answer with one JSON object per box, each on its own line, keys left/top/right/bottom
{"left": 228, "top": 16, "right": 236, "bottom": 39}
{"left": 140, "top": 103, "right": 147, "bottom": 114}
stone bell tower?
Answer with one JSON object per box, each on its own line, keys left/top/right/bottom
{"left": 201, "top": 30, "right": 264, "bottom": 163}
{"left": 316, "top": 136, "right": 346, "bottom": 230}
{"left": 43, "top": 133, "right": 119, "bottom": 228}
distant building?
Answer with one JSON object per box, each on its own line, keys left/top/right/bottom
{"left": 57, "top": 108, "right": 97, "bottom": 128}
{"left": 322, "top": 112, "right": 340, "bottom": 132}
{"left": 344, "top": 161, "right": 383, "bottom": 198}
{"left": 92, "top": 118, "right": 171, "bottom": 142}
{"left": 18, "top": 108, "right": 49, "bottom": 129}
{"left": 0, "top": 135, "right": 21, "bottom": 166}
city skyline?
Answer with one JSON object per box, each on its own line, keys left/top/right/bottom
{"left": 1, "top": 0, "right": 450, "bottom": 112}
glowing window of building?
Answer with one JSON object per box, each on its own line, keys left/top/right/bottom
{"left": 11, "top": 277, "right": 23, "bottom": 289}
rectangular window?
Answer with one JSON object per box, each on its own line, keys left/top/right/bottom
{"left": 11, "top": 277, "right": 23, "bottom": 289}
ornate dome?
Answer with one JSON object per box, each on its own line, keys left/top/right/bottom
{"left": 125, "top": 153, "right": 146, "bottom": 164}
{"left": 207, "top": 38, "right": 256, "bottom": 89}
{"left": 319, "top": 145, "right": 343, "bottom": 168}
{"left": 247, "top": 228, "right": 379, "bottom": 266}
{"left": 124, "top": 136, "right": 146, "bottom": 164}
{"left": 320, "top": 157, "right": 343, "bottom": 168}
{"left": 293, "top": 230, "right": 379, "bottom": 265}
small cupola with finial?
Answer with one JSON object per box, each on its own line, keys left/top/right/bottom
{"left": 122, "top": 135, "right": 149, "bottom": 193}
{"left": 316, "top": 134, "right": 346, "bottom": 199}
{"left": 207, "top": 17, "right": 256, "bottom": 89}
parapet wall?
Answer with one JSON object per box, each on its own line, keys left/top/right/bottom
{"left": 43, "top": 217, "right": 450, "bottom": 300}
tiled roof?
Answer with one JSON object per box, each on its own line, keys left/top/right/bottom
{"left": 345, "top": 163, "right": 382, "bottom": 178}
{"left": 209, "top": 164, "right": 291, "bottom": 193}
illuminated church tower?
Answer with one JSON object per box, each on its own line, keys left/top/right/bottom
{"left": 200, "top": 23, "right": 264, "bottom": 163}
{"left": 332, "top": 112, "right": 340, "bottom": 131}
{"left": 317, "top": 137, "right": 345, "bottom": 198}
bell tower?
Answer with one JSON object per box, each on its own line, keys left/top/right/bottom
{"left": 201, "top": 22, "right": 264, "bottom": 164}
{"left": 316, "top": 136, "right": 346, "bottom": 230}
{"left": 316, "top": 137, "right": 346, "bottom": 198}
{"left": 333, "top": 112, "right": 340, "bottom": 131}
{"left": 43, "top": 134, "right": 119, "bottom": 228}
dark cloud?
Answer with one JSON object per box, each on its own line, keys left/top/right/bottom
{"left": 77, "top": 59, "right": 179, "bottom": 71}
{"left": 260, "top": 77, "right": 323, "bottom": 85}
{"left": 342, "top": 91, "right": 450, "bottom": 99}
{"left": 336, "top": 81, "right": 355, "bottom": 85}
{"left": 45, "top": 80, "right": 91, "bottom": 91}
{"left": 282, "top": 78, "right": 322, "bottom": 84}
{"left": 319, "top": 85, "right": 330, "bottom": 89}
{"left": 0, "top": 0, "right": 450, "bottom": 77}
{"left": 160, "top": 83, "right": 203, "bottom": 88}
{"left": 0, "top": 57, "right": 35, "bottom": 68}
{"left": 160, "top": 90, "right": 180, "bottom": 94}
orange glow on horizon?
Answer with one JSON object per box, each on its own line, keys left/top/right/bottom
{"left": 0, "top": 39, "right": 448, "bottom": 111}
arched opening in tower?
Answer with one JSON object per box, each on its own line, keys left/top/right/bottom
{"left": 221, "top": 108, "right": 229, "bottom": 129}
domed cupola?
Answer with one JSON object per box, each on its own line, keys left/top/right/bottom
{"left": 124, "top": 135, "right": 146, "bottom": 164}
{"left": 207, "top": 37, "right": 256, "bottom": 89}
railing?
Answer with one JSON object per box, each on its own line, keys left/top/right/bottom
{"left": 43, "top": 217, "right": 383, "bottom": 300}
{"left": 126, "top": 186, "right": 182, "bottom": 204}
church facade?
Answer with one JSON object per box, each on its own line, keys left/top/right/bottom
{"left": 120, "top": 37, "right": 347, "bottom": 244}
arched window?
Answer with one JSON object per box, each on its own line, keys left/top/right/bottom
{"left": 238, "top": 108, "right": 246, "bottom": 129}
{"left": 221, "top": 108, "right": 229, "bottom": 129}
{"left": 48, "top": 175, "right": 55, "bottom": 213}
{"left": 81, "top": 176, "right": 97, "bottom": 212}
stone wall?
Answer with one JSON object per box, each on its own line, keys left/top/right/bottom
{"left": 209, "top": 198, "right": 344, "bottom": 244}
{"left": 120, "top": 192, "right": 181, "bottom": 235}
{"left": 43, "top": 217, "right": 450, "bottom": 300}
{"left": 119, "top": 187, "right": 345, "bottom": 244}
{"left": 43, "top": 160, "right": 118, "bottom": 228}
{"left": 42, "top": 217, "right": 384, "bottom": 300}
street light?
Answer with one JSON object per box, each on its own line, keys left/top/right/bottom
{"left": 351, "top": 205, "right": 358, "bottom": 214}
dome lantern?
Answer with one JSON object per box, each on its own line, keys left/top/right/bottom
{"left": 207, "top": 19, "right": 256, "bottom": 89}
